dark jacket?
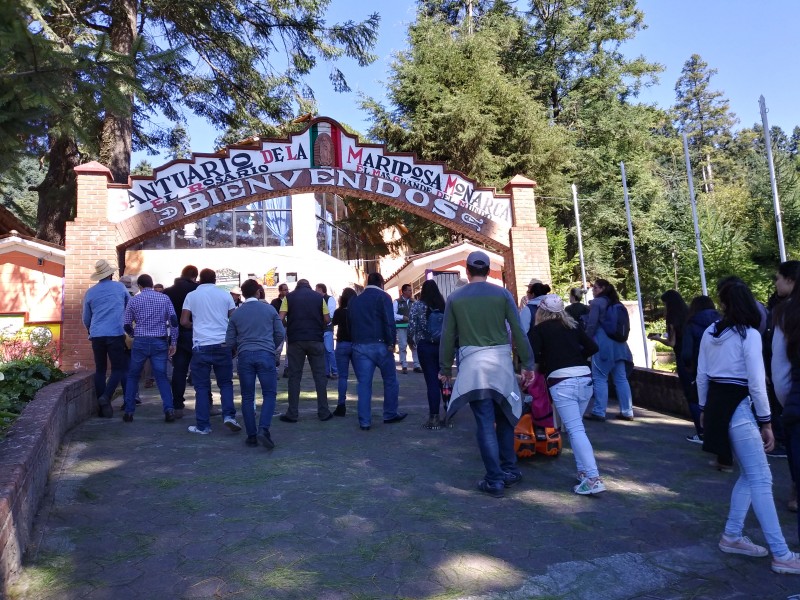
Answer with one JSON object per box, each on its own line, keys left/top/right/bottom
{"left": 283, "top": 282, "right": 326, "bottom": 343}
{"left": 530, "top": 319, "right": 598, "bottom": 377}
{"left": 348, "top": 286, "right": 396, "bottom": 345}
{"left": 332, "top": 307, "right": 352, "bottom": 342}
{"left": 164, "top": 277, "right": 199, "bottom": 347}
{"left": 681, "top": 308, "right": 720, "bottom": 376}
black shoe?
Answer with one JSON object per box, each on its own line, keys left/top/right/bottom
{"left": 333, "top": 405, "right": 346, "bottom": 417}
{"left": 279, "top": 414, "right": 298, "bottom": 423}
{"left": 122, "top": 413, "right": 133, "bottom": 423}
{"left": 401, "top": 367, "right": 408, "bottom": 374}
{"left": 245, "top": 435, "right": 258, "bottom": 447}
{"left": 320, "top": 412, "right": 334, "bottom": 422}
{"left": 173, "top": 409, "right": 184, "bottom": 419}
{"left": 384, "top": 413, "right": 408, "bottom": 424}
{"left": 135, "top": 397, "right": 143, "bottom": 406}
{"left": 98, "top": 397, "right": 113, "bottom": 419}
{"left": 360, "top": 425, "right": 371, "bottom": 431}
{"left": 413, "top": 367, "right": 423, "bottom": 373}
{"left": 257, "top": 428, "right": 275, "bottom": 449}
{"left": 209, "top": 408, "right": 223, "bottom": 417}
{"left": 503, "top": 472, "right": 523, "bottom": 488}
{"left": 477, "top": 480, "right": 505, "bottom": 498}
{"left": 584, "top": 413, "right": 606, "bottom": 422}
{"left": 282, "top": 367, "right": 289, "bottom": 379}
{"left": 165, "top": 410, "right": 175, "bottom": 423}
{"left": 614, "top": 413, "right": 635, "bottom": 421}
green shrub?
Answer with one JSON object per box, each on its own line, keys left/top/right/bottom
{"left": 0, "top": 356, "right": 66, "bottom": 435}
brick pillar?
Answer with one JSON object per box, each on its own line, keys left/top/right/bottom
{"left": 63, "top": 162, "right": 123, "bottom": 370}
{"left": 503, "top": 175, "right": 551, "bottom": 303}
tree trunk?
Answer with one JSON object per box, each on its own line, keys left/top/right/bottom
{"left": 99, "top": 0, "right": 138, "bottom": 183}
{"left": 35, "top": 135, "right": 80, "bottom": 245}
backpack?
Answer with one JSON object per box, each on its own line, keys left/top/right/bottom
{"left": 601, "top": 302, "right": 630, "bottom": 342}
{"left": 426, "top": 308, "right": 444, "bottom": 343}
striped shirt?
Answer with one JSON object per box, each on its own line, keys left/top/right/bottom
{"left": 124, "top": 289, "right": 178, "bottom": 345}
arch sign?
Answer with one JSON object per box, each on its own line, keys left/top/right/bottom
{"left": 114, "top": 117, "right": 512, "bottom": 249}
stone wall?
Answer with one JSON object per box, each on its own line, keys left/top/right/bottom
{"left": 0, "top": 371, "right": 95, "bottom": 596}
{"left": 630, "top": 367, "right": 690, "bottom": 419}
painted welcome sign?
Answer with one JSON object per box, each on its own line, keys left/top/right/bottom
{"left": 118, "top": 118, "right": 513, "bottom": 247}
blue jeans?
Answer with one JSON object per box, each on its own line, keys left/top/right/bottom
{"left": 124, "top": 337, "right": 173, "bottom": 414}
{"left": 237, "top": 350, "right": 277, "bottom": 437}
{"left": 550, "top": 377, "right": 599, "bottom": 479}
{"left": 91, "top": 335, "right": 127, "bottom": 402}
{"left": 417, "top": 339, "right": 442, "bottom": 414}
{"left": 352, "top": 342, "right": 400, "bottom": 427}
{"left": 334, "top": 341, "right": 353, "bottom": 406}
{"left": 191, "top": 344, "right": 236, "bottom": 431}
{"left": 469, "top": 398, "right": 519, "bottom": 488}
{"left": 725, "top": 399, "right": 790, "bottom": 557}
{"left": 323, "top": 330, "right": 337, "bottom": 376}
{"left": 591, "top": 357, "right": 633, "bottom": 417}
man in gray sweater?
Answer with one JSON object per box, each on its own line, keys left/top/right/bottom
{"left": 225, "top": 279, "right": 286, "bottom": 448}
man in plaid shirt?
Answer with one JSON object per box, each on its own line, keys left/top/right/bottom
{"left": 123, "top": 274, "right": 178, "bottom": 422}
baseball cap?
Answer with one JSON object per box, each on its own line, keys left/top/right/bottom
{"left": 466, "top": 251, "right": 490, "bottom": 268}
{"left": 539, "top": 294, "right": 565, "bottom": 313}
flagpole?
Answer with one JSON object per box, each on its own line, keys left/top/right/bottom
{"left": 620, "top": 162, "right": 649, "bottom": 367}
{"left": 759, "top": 95, "right": 787, "bottom": 262}
{"left": 682, "top": 133, "right": 708, "bottom": 295}
{"left": 571, "top": 184, "right": 588, "bottom": 296}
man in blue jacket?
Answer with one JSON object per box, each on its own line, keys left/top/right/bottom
{"left": 82, "top": 259, "right": 129, "bottom": 418}
{"left": 348, "top": 272, "right": 407, "bottom": 430}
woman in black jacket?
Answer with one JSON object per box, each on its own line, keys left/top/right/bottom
{"left": 529, "top": 295, "right": 602, "bottom": 495}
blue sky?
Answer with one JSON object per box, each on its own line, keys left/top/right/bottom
{"left": 134, "top": 0, "right": 800, "bottom": 165}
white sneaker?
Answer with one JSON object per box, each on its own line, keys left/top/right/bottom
{"left": 686, "top": 434, "right": 703, "bottom": 444}
{"left": 718, "top": 535, "right": 768, "bottom": 557}
{"left": 772, "top": 551, "right": 800, "bottom": 574}
{"left": 188, "top": 425, "right": 211, "bottom": 435}
{"left": 574, "top": 477, "right": 606, "bottom": 495}
{"left": 224, "top": 417, "right": 242, "bottom": 432}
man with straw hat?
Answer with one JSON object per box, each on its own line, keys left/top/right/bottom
{"left": 82, "top": 259, "right": 129, "bottom": 418}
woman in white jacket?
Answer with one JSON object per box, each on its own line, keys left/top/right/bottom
{"left": 697, "top": 280, "right": 800, "bottom": 574}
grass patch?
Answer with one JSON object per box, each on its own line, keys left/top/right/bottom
{"left": 7, "top": 552, "right": 74, "bottom": 599}
{"left": 150, "top": 477, "right": 182, "bottom": 490}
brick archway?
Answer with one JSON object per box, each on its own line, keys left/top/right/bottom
{"left": 64, "top": 117, "right": 550, "bottom": 366}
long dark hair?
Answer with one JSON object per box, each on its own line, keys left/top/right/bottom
{"left": 339, "top": 287, "right": 357, "bottom": 309}
{"left": 593, "top": 279, "right": 620, "bottom": 304}
{"left": 660, "top": 290, "right": 689, "bottom": 333}
{"left": 420, "top": 279, "right": 445, "bottom": 311}
{"left": 775, "top": 279, "right": 800, "bottom": 358}
{"left": 715, "top": 281, "right": 761, "bottom": 338}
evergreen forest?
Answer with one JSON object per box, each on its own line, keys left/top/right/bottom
{"left": 3, "top": 0, "right": 799, "bottom": 307}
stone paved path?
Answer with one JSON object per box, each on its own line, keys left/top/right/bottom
{"left": 7, "top": 367, "right": 800, "bottom": 599}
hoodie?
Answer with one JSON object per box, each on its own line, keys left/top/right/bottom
{"left": 680, "top": 308, "right": 720, "bottom": 375}
{"left": 696, "top": 323, "right": 770, "bottom": 424}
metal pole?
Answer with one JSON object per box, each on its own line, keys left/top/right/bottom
{"left": 571, "top": 183, "right": 588, "bottom": 296}
{"left": 620, "top": 162, "right": 649, "bottom": 367}
{"left": 682, "top": 133, "right": 708, "bottom": 295}
{"left": 759, "top": 95, "right": 787, "bottom": 262}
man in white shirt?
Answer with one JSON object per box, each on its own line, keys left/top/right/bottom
{"left": 316, "top": 283, "right": 338, "bottom": 379}
{"left": 181, "top": 268, "right": 241, "bottom": 435}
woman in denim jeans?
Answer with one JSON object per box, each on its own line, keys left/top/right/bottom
{"left": 331, "top": 288, "right": 357, "bottom": 417}
{"left": 409, "top": 280, "right": 446, "bottom": 430}
{"left": 697, "top": 280, "right": 800, "bottom": 575}
{"left": 528, "top": 295, "right": 604, "bottom": 495}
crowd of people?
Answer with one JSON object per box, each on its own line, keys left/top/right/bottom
{"left": 82, "top": 253, "right": 800, "bottom": 575}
